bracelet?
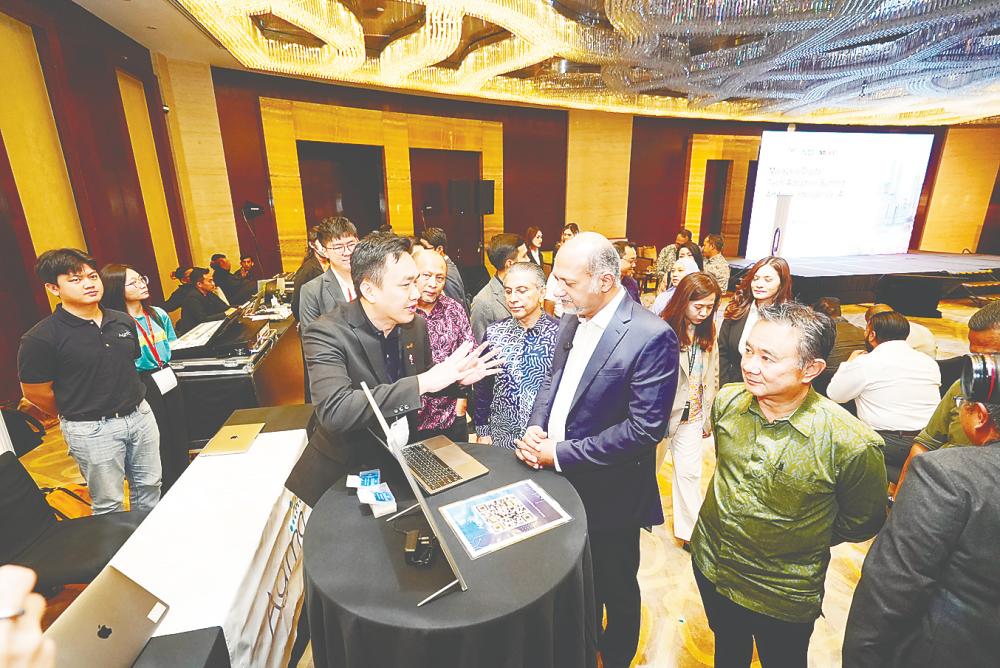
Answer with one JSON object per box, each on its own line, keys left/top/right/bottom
{"left": 0, "top": 607, "right": 26, "bottom": 621}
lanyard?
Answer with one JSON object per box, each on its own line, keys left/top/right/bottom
{"left": 132, "top": 312, "right": 164, "bottom": 368}
{"left": 686, "top": 345, "right": 698, "bottom": 376}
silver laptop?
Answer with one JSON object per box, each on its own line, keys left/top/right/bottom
{"left": 44, "top": 566, "right": 167, "bottom": 668}
{"left": 360, "top": 383, "right": 488, "bottom": 494}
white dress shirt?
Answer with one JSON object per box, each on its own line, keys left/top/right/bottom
{"left": 826, "top": 339, "right": 941, "bottom": 431}
{"left": 547, "top": 288, "right": 627, "bottom": 471}
{"left": 331, "top": 269, "right": 355, "bottom": 301}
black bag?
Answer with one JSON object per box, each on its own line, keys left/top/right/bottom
{"left": 2, "top": 408, "right": 45, "bottom": 456}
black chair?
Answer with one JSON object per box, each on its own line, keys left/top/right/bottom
{"left": 938, "top": 355, "right": 965, "bottom": 396}
{"left": 0, "top": 451, "right": 147, "bottom": 594}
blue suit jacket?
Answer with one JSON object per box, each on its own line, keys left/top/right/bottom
{"left": 528, "top": 294, "right": 679, "bottom": 531}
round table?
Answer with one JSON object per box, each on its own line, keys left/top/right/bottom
{"left": 303, "top": 443, "right": 596, "bottom": 668}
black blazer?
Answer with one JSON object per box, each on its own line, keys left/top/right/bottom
{"left": 286, "top": 300, "right": 433, "bottom": 506}
{"left": 177, "top": 290, "right": 228, "bottom": 335}
{"left": 843, "top": 444, "right": 1000, "bottom": 667}
{"left": 291, "top": 255, "right": 324, "bottom": 321}
{"left": 717, "top": 311, "right": 750, "bottom": 386}
{"left": 528, "top": 295, "right": 678, "bottom": 531}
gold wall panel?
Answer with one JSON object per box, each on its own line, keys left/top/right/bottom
{"left": 117, "top": 70, "right": 179, "bottom": 297}
{"left": 684, "top": 134, "right": 761, "bottom": 246}
{"left": 153, "top": 55, "right": 238, "bottom": 266}
{"left": 0, "top": 11, "right": 85, "bottom": 309}
{"left": 259, "top": 98, "right": 504, "bottom": 272}
{"left": 919, "top": 127, "right": 1000, "bottom": 253}
{"left": 564, "top": 110, "right": 632, "bottom": 240}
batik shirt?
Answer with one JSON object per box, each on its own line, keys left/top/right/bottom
{"left": 691, "top": 385, "right": 887, "bottom": 623}
{"left": 416, "top": 294, "right": 475, "bottom": 431}
{"left": 475, "top": 314, "right": 560, "bottom": 449}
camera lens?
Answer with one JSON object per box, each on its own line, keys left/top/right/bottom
{"left": 961, "top": 353, "right": 1000, "bottom": 403}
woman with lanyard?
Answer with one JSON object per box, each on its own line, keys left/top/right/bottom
{"left": 658, "top": 272, "right": 722, "bottom": 547}
{"left": 101, "top": 264, "right": 188, "bottom": 491}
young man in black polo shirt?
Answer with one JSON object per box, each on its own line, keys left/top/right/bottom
{"left": 18, "top": 248, "right": 161, "bottom": 514}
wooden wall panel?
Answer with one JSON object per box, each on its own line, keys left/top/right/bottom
{"left": 684, "top": 134, "right": 761, "bottom": 243}
{"left": 918, "top": 127, "right": 1000, "bottom": 252}
{"left": 0, "top": 11, "right": 85, "bottom": 272}
{"left": 212, "top": 68, "right": 565, "bottom": 261}
{"left": 214, "top": 80, "right": 282, "bottom": 274}
{"left": 155, "top": 56, "right": 239, "bottom": 267}
{"left": 117, "top": 70, "right": 179, "bottom": 297}
{"left": 259, "top": 98, "right": 504, "bottom": 271}
{"left": 0, "top": 125, "right": 50, "bottom": 402}
{"left": 565, "top": 110, "right": 633, "bottom": 240}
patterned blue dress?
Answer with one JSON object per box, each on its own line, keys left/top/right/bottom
{"left": 474, "top": 313, "right": 560, "bottom": 449}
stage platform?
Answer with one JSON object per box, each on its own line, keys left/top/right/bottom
{"left": 728, "top": 252, "right": 1000, "bottom": 317}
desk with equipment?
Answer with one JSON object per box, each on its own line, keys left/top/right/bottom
{"left": 171, "top": 280, "right": 304, "bottom": 448}
{"left": 303, "top": 433, "right": 596, "bottom": 668}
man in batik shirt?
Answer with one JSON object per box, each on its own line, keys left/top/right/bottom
{"left": 414, "top": 251, "right": 475, "bottom": 442}
{"left": 475, "top": 262, "right": 559, "bottom": 449}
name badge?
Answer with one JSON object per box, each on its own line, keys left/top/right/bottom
{"left": 151, "top": 366, "right": 178, "bottom": 395}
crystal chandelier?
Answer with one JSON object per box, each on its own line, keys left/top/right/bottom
{"left": 171, "top": 0, "right": 1000, "bottom": 124}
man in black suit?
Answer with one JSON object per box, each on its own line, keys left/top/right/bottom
{"left": 516, "top": 232, "right": 679, "bottom": 668}
{"left": 285, "top": 233, "right": 500, "bottom": 507}
{"left": 419, "top": 227, "right": 468, "bottom": 311}
{"left": 843, "top": 353, "right": 1000, "bottom": 668}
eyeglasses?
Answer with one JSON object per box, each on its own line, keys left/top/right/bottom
{"left": 126, "top": 275, "right": 149, "bottom": 288}
{"left": 954, "top": 395, "right": 972, "bottom": 409}
{"left": 324, "top": 241, "right": 357, "bottom": 255}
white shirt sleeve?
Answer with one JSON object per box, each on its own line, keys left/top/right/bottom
{"left": 826, "top": 356, "right": 868, "bottom": 403}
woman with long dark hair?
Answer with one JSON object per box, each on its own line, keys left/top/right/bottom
{"left": 524, "top": 226, "right": 543, "bottom": 265}
{"left": 101, "top": 264, "right": 189, "bottom": 491}
{"left": 717, "top": 256, "right": 793, "bottom": 385}
{"left": 658, "top": 273, "right": 722, "bottom": 543}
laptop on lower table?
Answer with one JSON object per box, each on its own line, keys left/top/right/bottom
{"left": 44, "top": 566, "right": 168, "bottom": 668}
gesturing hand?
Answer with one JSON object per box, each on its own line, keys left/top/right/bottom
{"left": 418, "top": 341, "right": 502, "bottom": 394}
{"left": 0, "top": 565, "right": 55, "bottom": 668}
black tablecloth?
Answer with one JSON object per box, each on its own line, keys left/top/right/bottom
{"left": 304, "top": 443, "right": 597, "bottom": 668}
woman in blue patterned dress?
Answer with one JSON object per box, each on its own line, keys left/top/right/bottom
{"left": 475, "top": 262, "right": 560, "bottom": 449}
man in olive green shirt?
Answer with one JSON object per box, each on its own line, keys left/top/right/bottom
{"left": 691, "top": 302, "right": 887, "bottom": 668}
{"left": 897, "top": 300, "right": 1000, "bottom": 491}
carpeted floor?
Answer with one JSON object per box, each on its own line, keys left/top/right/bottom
{"left": 21, "top": 300, "right": 978, "bottom": 667}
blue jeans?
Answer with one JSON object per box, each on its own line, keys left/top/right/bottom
{"left": 60, "top": 400, "right": 162, "bottom": 514}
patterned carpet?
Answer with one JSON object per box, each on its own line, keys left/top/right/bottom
{"left": 19, "top": 300, "right": 978, "bottom": 667}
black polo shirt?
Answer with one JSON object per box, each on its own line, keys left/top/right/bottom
{"left": 17, "top": 305, "right": 145, "bottom": 420}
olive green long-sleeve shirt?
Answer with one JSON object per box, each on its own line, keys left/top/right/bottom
{"left": 692, "top": 384, "right": 888, "bottom": 623}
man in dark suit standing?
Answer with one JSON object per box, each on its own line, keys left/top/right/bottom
{"left": 286, "top": 233, "right": 499, "bottom": 507}
{"left": 516, "top": 232, "right": 678, "bottom": 668}
{"left": 843, "top": 353, "right": 1000, "bottom": 668}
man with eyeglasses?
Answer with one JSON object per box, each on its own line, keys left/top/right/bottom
{"left": 413, "top": 251, "right": 474, "bottom": 443}
{"left": 18, "top": 248, "right": 162, "bottom": 514}
{"left": 299, "top": 217, "right": 360, "bottom": 329}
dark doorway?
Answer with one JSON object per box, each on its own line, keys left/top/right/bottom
{"left": 739, "top": 160, "right": 760, "bottom": 257}
{"left": 409, "top": 148, "right": 482, "bottom": 272}
{"left": 700, "top": 159, "right": 732, "bottom": 242}
{"left": 297, "top": 141, "right": 387, "bottom": 236}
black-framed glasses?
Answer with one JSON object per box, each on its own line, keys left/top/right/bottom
{"left": 324, "top": 241, "right": 357, "bottom": 255}
{"left": 953, "top": 395, "right": 968, "bottom": 409}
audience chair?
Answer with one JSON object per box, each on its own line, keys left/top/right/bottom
{"left": 0, "top": 451, "right": 147, "bottom": 595}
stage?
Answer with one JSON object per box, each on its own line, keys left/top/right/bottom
{"left": 728, "top": 252, "right": 1000, "bottom": 317}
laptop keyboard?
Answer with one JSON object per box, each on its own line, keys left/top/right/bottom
{"left": 402, "top": 443, "right": 462, "bottom": 491}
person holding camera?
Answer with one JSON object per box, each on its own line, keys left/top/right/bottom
{"left": 843, "top": 353, "right": 1000, "bottom": 668}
